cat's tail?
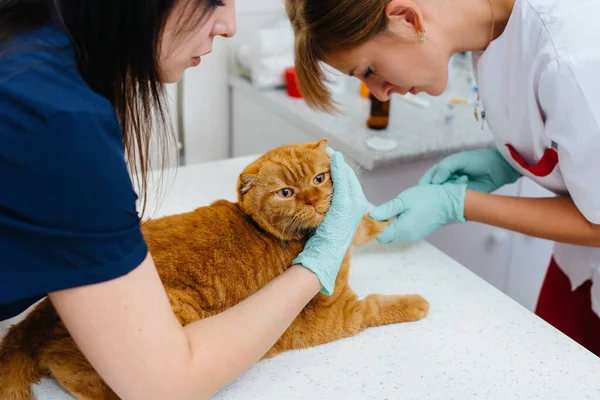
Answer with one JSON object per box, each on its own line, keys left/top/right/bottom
{"left": 0, "top": 300, "right": 53, "bottom": 400}
{"left": 352, "top": 215, "right": 393, "bottom": 247}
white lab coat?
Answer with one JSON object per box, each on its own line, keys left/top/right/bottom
{"left": 473, "top": 0, "right": 600, "bottom": 314}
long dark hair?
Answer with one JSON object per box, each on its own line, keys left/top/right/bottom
{"left": 0, "top": 0, "right": 224, "bottom": 214}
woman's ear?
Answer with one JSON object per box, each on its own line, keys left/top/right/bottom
{"left": 385, "top": 0, "right": 425, "bottom": 37}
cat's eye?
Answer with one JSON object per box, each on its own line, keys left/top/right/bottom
{"left": 313, "top": 172, "right": 329, "bottom": 185}
{"left": 277, "top": 188, "right": 295, "bottom": 198}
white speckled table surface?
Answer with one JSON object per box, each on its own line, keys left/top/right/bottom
{"left": 230, "top": 76, "right": 495, "bottom": 171}
{"left": 31, "top": 156, "right": 600, "bottom": 400}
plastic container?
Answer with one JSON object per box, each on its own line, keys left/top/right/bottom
{"left": 284, "top": 67, "right": 302, "bottom": 98}
{"left": 360, "top": 82, "right": 370, "bottom": 98}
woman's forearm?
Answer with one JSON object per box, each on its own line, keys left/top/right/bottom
{"left": 183, "top": 264, "right": 321, "bottom": 397}
{"left": 464, "top": 190, "right": 600, "bottom": 246}
{"left": 52, "top": 257, "right": 321, "bottom": 400}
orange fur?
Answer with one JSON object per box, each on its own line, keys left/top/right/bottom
{"left": 0, "top": 140, "right": 428, "bottom": 400}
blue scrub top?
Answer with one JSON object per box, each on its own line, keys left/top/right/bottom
{"left": 0, "top": 24, "right": 148, "bottom": 320}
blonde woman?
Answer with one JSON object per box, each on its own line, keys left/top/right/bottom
{"left": 287, "top": 0, "right": 600, "bottom": 355}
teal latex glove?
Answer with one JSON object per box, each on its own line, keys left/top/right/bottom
{"left": 370, "top": 183, "right": 467, "bottom": 244}
{"left": 293, "top": 150, "right": 368, "bottom": 295}
{"left": 419, "top": 148, "right": 521, "bottom": 193}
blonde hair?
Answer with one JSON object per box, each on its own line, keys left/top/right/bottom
{"left": 286, "top": 0, "right": 390, "bottom": 113}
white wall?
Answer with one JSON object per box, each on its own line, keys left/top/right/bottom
{"left": 181, "top": 37, "right": 231, "bottom": 165}
{"left": 180, "top": 0, "right": 286, "bottom": 165}
{"left": 236, "top": 0, "right": 285, "bottom": 13}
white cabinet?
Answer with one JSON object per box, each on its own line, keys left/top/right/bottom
{"left": 505, "top": 179, "right": 554, "bottom": 310}
{"left": 429, "top": 183, "right": 521, "bottom": 292}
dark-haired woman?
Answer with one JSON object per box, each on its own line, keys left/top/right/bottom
{"left": 0, "top": 0, "right": 369, "bottom": 397}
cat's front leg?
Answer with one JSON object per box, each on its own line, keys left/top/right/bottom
{"left": 351, "top": 215, "right": 392, "bottom": 247}
{"left": 262, "top": 286, "right": 429, "bottom": 359}
{"left": 359, "top": 293, "right": 429, "bottom": 327}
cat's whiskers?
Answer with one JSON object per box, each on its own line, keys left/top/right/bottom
{"left": 354, "top": 163, "right": 367, "bottom": 176}
{"left": 280, "top": 213, "right": 301, "bottom": 244}
{"left": 325, "top": 190, "right": 334, "bottom": 208}
{"left": 280, "top": 209, "right": 316, "bottom": 245}
{"left": 349, "top": 140, "right": 364, "bottom": 160}
{"left": 285, "top": 217, "right": 299, "bottom": 243}
{"left": 279, "top": 217, "right": 293, "bottom": 243}
{"left": 345, "top": 141, "right": 368, "bottom": 177}
{"left": 289, "top": 212, "right": 308, "bottom": 237}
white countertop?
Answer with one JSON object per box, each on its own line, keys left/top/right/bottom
{"left": 33, "top": 156, "right": 600, "bottom": 400}
{"left": 230, "top": 77, "right": 495, "bottom": 171}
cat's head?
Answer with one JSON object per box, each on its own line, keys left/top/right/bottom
{"left": 238, "top": 139, "right": 333, "bottom": 241}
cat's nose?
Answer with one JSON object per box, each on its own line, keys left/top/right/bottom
{"left": 306, "top": 197, "right": 319, "bottom": 207}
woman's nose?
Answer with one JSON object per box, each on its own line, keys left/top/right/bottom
{"left": 212, "top": 3, "right": 237, "bottom": 38}
{"left": 365, "top": 81, "right": 390, "bottom": 102}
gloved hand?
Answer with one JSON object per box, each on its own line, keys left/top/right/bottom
{"left": 370, "top": 183, "right": 467, "bottom": 244}
{"left": 418, "top": 148, "right": 520, "bottom": 193}
{"left": 293, "top": 150, "right": 368, "bottom": 295}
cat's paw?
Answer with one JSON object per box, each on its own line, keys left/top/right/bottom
{"left": 405, "top": 294, "right": 430, "bottom": 321}
{"left": 365, "top": 293, "right": 430, "bottom": 326}
{"left": 352, "top": 215, "right": 394, "bottom": 246}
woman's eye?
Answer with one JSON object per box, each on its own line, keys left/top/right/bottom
{"left": 313, "top": 173, "right": 329, "bottom": 185}
{"left": 363, "top": 67, "right": 374, "bottom": 79}
{"left": 277, "top": 188, "right": 294, "bottom": 198}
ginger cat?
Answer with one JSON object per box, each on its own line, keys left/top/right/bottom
{"left": 0, "top": 139, "right": 429, "bottom": 400}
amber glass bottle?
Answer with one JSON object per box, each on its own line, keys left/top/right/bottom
{"left": 367, "top": 93, "right": 390, "bottom": 130}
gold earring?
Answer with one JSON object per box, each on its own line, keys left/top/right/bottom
{"left": 418, "top": 30, "right": 427, "bottom": 43}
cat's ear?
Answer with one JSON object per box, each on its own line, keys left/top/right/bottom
{"left": 311, "top": 139, "right": 328, "bottom": 152}
{"left": 239, "top": 173, "right": 255, "bottom": 195}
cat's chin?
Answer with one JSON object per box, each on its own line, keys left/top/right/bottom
{"left": 281, "top": 218, "right": 321, "bottom": 241}
{"left": 294, "top": 216, "right": 322, "bottom": 234}
{"left": 308, "top": 212, "right": 325, "bottom": 227}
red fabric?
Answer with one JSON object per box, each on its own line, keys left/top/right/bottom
{"left": 536, "top": 257, "right": 600, "bottom": 356}
{"left": 505, "top": 144, "right": 558, "bottom": 177}
{"left": 284, "top": 67, "right": 302, "bottom": 98}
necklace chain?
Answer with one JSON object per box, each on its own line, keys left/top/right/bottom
{"left": 489, "top": 0, "right": 496, "bottom": 43}
{"left": 474, "top": 0, "right": 496, "bottom": 126}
